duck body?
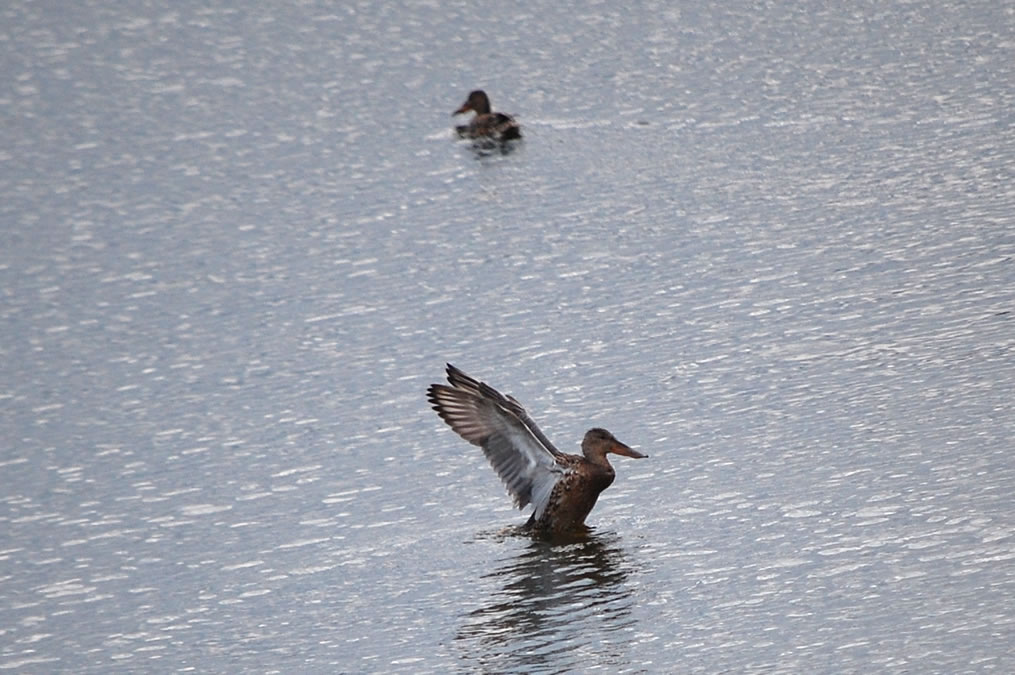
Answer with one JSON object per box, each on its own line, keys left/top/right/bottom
{"left": 525, "top": 452, "right": 616, "bottom": 532}
{"left": 427, "top": 364, "right": 646, "bottom": 535}
{"left": 453, "top": 90, "right": 522, "bottom": 143}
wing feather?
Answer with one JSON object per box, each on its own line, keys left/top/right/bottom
{"left": 428, "top": 364, "right": 566, "bottom": 513}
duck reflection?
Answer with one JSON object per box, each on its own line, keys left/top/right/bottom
{"left": 464, "top": 136, "right": 520, "bottom": 158}
{"left": 455, "top": 528, "right": 637, "bottom": 672}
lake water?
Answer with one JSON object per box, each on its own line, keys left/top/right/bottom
{"left": 2, "top": 0, "right": 1014, "bottom": 672}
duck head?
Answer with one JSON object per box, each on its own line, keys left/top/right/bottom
{"left": 582, "top": 427, "right": 647, "bottom": 463}
{"left": 453, "top": 90, "right": 492, "bottom": 116}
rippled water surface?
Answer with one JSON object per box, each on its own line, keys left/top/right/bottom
{"left": 2, "top": 0, "right": 1014, "bottom": 672}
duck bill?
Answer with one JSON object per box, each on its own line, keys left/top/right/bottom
{"left": 610, "top": 442, "right": 647, "bottom": 459}
{"left": 452, "top": 103, "right": 471, "bottom": 116}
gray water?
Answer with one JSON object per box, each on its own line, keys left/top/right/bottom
{"left": 2, "top": 1, "right": 1014, "bottom": 672}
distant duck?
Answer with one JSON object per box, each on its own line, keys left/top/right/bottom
{"left": 452, "top": 90, "right": 522, "bottom": 143}
{"left": 427, "top": 364, "right": 647, "bottom": 535}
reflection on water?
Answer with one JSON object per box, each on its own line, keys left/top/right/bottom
{"left": 459, "top": 137, "right": 523, "bottom": 158}
{"left": 456, "top": 529, "right": 638, "bottom": 673}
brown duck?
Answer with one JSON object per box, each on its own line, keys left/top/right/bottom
{"left": 427, "top": 364, "right": 646, "bottom": 534}
{"left": 452, "top": 90, "right": 522, "bottom": 142}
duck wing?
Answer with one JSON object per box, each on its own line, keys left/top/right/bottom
{"left": 428, "top": 364, "right": 566, "bottom": 516}
{"left": 491, "top": 113, "right": 521, "bottom": 140}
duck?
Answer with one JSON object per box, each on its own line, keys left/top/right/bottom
{"left": 452, "top": 90, "right": 522, "bottom": 142}
{"left": 427, "top": 364, "right": 646, "bottom": 534}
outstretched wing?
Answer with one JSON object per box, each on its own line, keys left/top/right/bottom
{"left": 427, "top": 364, "right": 566, "bottom": 516}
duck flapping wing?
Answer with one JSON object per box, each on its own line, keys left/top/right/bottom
{"left": 428, "top": 364, "right": 566, "bottom": 517}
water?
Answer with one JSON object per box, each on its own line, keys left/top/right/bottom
{"left": 2, "top": 0, "right": 1014, "bottom": 672}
